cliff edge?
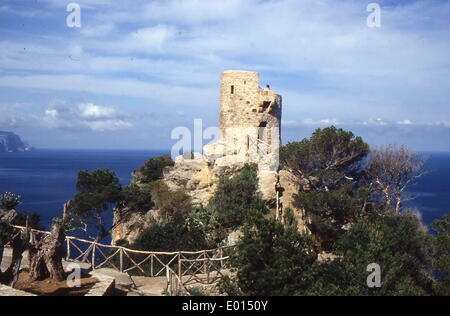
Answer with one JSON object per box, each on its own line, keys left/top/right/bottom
{"left": 0, "top": 131, "right": 32, "bottom": 153}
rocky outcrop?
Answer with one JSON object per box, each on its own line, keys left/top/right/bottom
{"left": 0, "top": 131, "right": 31, "bottom": 153}
{"left": 112, "top": 209, "right": 159, "bottom": 246}
{"left": 163, "top": 154, "right": 249, "bottom": 206}
{"left": 164, "top": 156, "right": 308, "bottom": 228}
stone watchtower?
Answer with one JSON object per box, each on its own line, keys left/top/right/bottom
{"left": 216, "top": 70, "right": 282, "bottom": 171}
{"left": 203, "top": 70, "right": 282, "bottom": 200}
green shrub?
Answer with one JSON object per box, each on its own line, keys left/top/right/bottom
{"left": 131, "top": 214, "right": 207, "bottom": 252}
{"left": 217, "top": 275, "right": 243, "bottom": 296}
{"left": 188, "top": 287, "right": 207, "bottom": 296}
{"left": 0, "top": 192, "right": 21, "bottom": 211}
{"left": 431, "top": 212, "right": 450, "bottom": 296}
{"left": 187, "top": 205, "right": 223, "bottom": 248}
{"left": 229, "top": 214, "right": 317, "bottom": 296}
{"left": 295, "top": 185, "right": 371, "bottom": 251}
{"left": 280, "top": 126, "right": 369, "bottom": 187}
{"left": 149, "top": 180, "right": 191, "bottom": 218}
{"left": 120, "top": 184, "right": 154, "bottom": 214}
{"left": 324, "top": 213, "right": 434, "bottom": 296}
{"left": 210, "top": 164, "right": 268, "bottom": 229}
{"left": 134, "top": 155, "right": 174, "bottom": 184}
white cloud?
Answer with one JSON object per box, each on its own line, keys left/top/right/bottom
{"left": 282, "top": 118, "right": 340, "bottom": 127}
{"left": 0, "top": 103, "right": 35, "bottom": 128}
{"left": 397, "top": 119, "right": 413, "bottom": 125}
{"left": 79, "top": 103, "right": 116, "bottom": 119}
{"left": 362, "top": 118, "right": 390, "bottom": 126}
{"left": 0, "top": 74, "right": 215, "bottom": 107}
{"left": 43, "top": 102, "right": 133, "bottom": 131}
{"left": 128, "top": 25, "right": 177, "bottom": 51}
{"left": 0, "top": 109, "right": 20, "bottom": 128}
{"left": 281, "top": 120, "right": 300, "bottom": 127}
{"left": 434, "top": 120, "right": 450, "bottom": 128}
{"left": 40, "top": 0, "right": 113, "bottom": 9}
{"left": 80, "top": 23, "right": 115, "bottom": 38}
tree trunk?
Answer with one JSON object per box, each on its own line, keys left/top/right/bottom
{"left": 0, "top": 210, "right": 30, "bottom": 287}
{"left": 395, "top": 197, "right": 402, "bottom": 214}
{"left": 29, "top": 223, "right": 66, "bottom": 282}
{"left": 1, "top": 229, "right": 29, "bottom": 287}
{"left": 6, "top": 237, "right": 26, "bottom": 287}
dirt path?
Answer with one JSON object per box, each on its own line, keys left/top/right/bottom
{"left": 1, "top": 248, "right": 167, "bottom": 296}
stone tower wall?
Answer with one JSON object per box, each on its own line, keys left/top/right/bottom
{"left": 217, "top": 70, "right": 282, "bottom": 172}
{"left": 220, "top": 70, "right": 282, "bottom": 130}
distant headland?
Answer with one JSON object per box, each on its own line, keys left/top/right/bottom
{"left": 0, "top": 131, "right": 33, "bottom": 153}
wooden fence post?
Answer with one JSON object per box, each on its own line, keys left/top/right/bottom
{"left": 66, "top": 239, "right": 71, "bottom": 261}
{"left": 178, "top": 253, "right": 182, "bottom": 281}
{"left": 166, "top": 267, "right": 171, "bottom": 294}
{"left": 150, "top": 254, "right": 154, "bottom": 277}
{"left": 203, "top": 251, "right": 207, "bottom": 275}
{"left": 119, "top": 248, "right": 124, "bottom": 272}
{"left": 92, "top": 243, "right": 96, "bottom": 270}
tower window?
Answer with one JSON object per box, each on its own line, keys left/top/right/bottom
{"left": 231, "top": 85, "right": 234, "bottom": 94}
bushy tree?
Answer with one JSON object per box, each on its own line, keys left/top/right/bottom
{"left": 211, "top": 164, "right": 268, "bottom": 229}
{"left": 315, "top": 213, "right": 434, "bottom": 296}
{"left": 70, "top": 169, "right": 122, "bottom": 241}
{"left": 226, "top": 211, "right": 437, "bottom": 296}
{"left": 134, "top": 155, "right": 174, "bottom": 184}
{"left": 295, "top": 185, "right": 371, "bottom": 251}
{"left": 431, "top": 212, "right": 450, "bottom": 296}
{"left": 285, "top": 127, "right": 371, "bottom": 250}
{"left": 120, "top": 184, "right": 154, "bottom": 215}
{"left": 227, "top": 211, "right": 317, "bottom": 296}
{"left": 131, "top": 213, "right": 207, "bottom": 252}
{"left": 280, "top": 126, "right": 369, "bottom": 189}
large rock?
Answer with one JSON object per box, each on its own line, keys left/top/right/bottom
{"left": 163, "top": 154, "right": 248, "bottom": 206}
{"left": 0, "top": 131, "right": 31, "bottom": 153}
{"left": 112, "top": 209, "right": 159, "bottom": 245}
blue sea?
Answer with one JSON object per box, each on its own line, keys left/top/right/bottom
{"left": 0, "top": 150, "right": 449, "bottom": 231}
{"left": 0, "top": 149, "right": 167, "bottom": 230}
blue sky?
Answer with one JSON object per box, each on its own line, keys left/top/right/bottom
{"left": 0, "top": 0, "right": 449, "bottom": 151}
